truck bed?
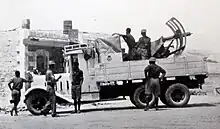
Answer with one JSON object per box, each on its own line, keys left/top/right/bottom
{"left": 95, "top": 55, "right": 208, "bottom": 82}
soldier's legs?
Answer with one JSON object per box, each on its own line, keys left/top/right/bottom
{"left": 152, "top": 79, "right": 160, "bottom": 110}
{"left": 144, "top": 79, "right": 152, "bottom": 111}
{"left": 10, "top": 90, "right": 20, "bottom": 116}
{"left": 144, "top": 94, "right": 151, "bottom": 111}
{"left": 51, "top": 90, "right": 57, "bottom": 117}
{"left": 74, "top": 98, "right": 78, "bottom": 113}
{"left": 77, "top": 99, "right": 81, "bottom": 113}
{"left": 76, "top": 87, "right": 81, "bottom": 113}
{"left": 41, "top": 86, "right": 53, "bottom": 116}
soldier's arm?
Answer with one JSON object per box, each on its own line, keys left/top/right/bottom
{"left": 22, "top": 78, "right": 32, "bottom": 83}
{"left": 160, "top": 67, "right": 166, "bottom": 79}
{"left": 8, "top": 79, "right": 13, "bottom": 91}
{"left": 79, "top": 71, "right": 84, "bottom": 85}
{"left": 144, "top": 66, "right": 150, "bottom": 79}
{"left": 56, "top": 75, "right": 62, "bottom": 82}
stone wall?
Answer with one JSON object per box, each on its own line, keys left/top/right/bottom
{"left": 0, "top": 30, "right": 19, "bottom": 106}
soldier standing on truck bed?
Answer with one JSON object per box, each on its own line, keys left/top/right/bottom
{"left": 144, "top": 57, "right": 166, "bottom": 111}
{"left": 136, "top": 29, "right": 151, "bottom": 59}
{"left": 113, "top": 28, "right": 136, "bottom": 61}
{"left": 8, "top": 70, "right": 32, "bottom": 116}
{"left": 71, "top": 61, "right": 84, "bottom": 113}
{"left": 41, "top": 60, "right": 62, "bottom": 117}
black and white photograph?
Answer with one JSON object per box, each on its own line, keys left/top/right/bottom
{"left": 0, "top": 0, "right": 220, "bottom": 129}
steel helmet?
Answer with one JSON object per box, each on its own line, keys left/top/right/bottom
{"left": 141, "top": 29, "right": 147, "bottom": 33}
{"left": 149, "top": 57, "right": 156, "bottom": 62}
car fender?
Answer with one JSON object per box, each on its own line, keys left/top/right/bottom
{"left": 24, "top": 86, "right": 47, "bottom": 97}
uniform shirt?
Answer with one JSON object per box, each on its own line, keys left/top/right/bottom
{"left": 8, "top": 77, "right": 28, "bottom": 90}
{"left": 72, "top": 69, "right": 83, "bottom": 85}
{"left": 45, "top": 69, "right": 56, "bottom": 84}
{"left": 122, "top": 34, "right": 136, "bottom": 50}
{"left": 144, "top": 64, "right": 166, "bottom": 79}
{"left": 137, "top": 36, "right": 151, "bottom": 58}
{"left": 137, "top": 36, "right": 151, "bottom": 49}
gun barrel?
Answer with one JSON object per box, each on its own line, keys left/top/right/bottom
{"left": 182, "top": 32, "right": 192, "bottom": 37}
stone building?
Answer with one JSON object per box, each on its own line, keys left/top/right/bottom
{"left": 0, "top": 19, "right": 110, "bottom": 107}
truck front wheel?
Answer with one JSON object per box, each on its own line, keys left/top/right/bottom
{"left": 25, "top": 90, "right": 49, "bottom": 115}
{"left": 165, "top": 83, "right": 190, "bottom": 107}
{"left": 132, "top": 85, "right": 155, "bottom": 108}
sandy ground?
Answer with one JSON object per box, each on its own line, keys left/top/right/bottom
{"left": 0, "top": 95, "right": 220, "bottom": 129}
{"left": 0, "top": 74, "right": 220, "bottom": 129}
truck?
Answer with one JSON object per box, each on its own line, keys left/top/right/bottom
{"left": 24, "top": 17, "right": 208, "bottom": 115}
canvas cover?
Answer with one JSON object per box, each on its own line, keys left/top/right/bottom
{"left": 94, "top": 35, "right": 122, "bottom": 54}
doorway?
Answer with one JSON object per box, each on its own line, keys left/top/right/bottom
{"left": 36, "top": 55, "right": 47, "bottom": 74}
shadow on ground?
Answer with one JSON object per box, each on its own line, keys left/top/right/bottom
{"left": 57, "top": 102, "right": 220, "bottom": 114}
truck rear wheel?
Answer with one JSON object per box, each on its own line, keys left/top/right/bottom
{"left": 165, "top": 83, "right": 190, "bottom": 107}
{"left": 25, "top": 90, "right": 49, "bottom": 115}
{"left": 132, "top": 85, "right": 155, "bottom": 108}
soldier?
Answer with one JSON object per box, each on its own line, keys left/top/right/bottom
{"left": 71, "top": 61, "right": 84, "bottom": 113}
{"left": 41, "top": 60, "right": 61, "bottom": 117}
{"left": 25, "top": 71, "right": 33, "bottom": 91}
{"left": 8, "top": 70, "right": 32, "bottom": 116}
{"left": 137, "top": 29, "right": 151, "bottom": 59}
{"left": 144, "top": 57, "right": 166, "bottom": 111}
{"left": 113, "top": 28, "right": 136, "bottom": 60}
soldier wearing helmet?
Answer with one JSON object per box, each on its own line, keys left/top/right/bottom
{"left": 71, "top": 61, "right": 84, "bottom": 113}
{"left": 41, "top": 60, "right": 62, "bottom": 117}
{"left": 144, "top": 57, "right": 166, "bottom": 111}
{"left": 136, "top": 29, "right": 151, "bottom": 59}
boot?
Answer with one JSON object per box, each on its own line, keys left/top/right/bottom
{"left": 77, "top": 99, "right": 81, "bottom": 113}
{"left": 155, "top": 97, "right": 159, "bottom": 111}
{"left": 14, "top": 109, "right": 18, "bottom": 116}
{"left": 10, "top": 110, "right": 13, "bottom": 116}
{"left": 74, "top": 101, "right": 78, "bottom": 113}
{"left": 144, "top": 96, "right": 150, "bottom": 111}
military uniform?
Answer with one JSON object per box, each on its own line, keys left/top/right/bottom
{"left": 41, "top": 69, "right": 57, "bottom": 116}
{"left": 122, "top": 34, "right": 136, "bottom": 60}
{"left": 144, "top": 57, "right": 166, "bottom": 111}
{"left": 41, "top": 61, "right": 61, "bottom": 117}
{"left": 137, "top": 36, "right": 151, "bottom": 59}
{"left": 71, "top": 63, "right": 83, "bottom": 113}
{"left": 8, "top": 74, "right": 29, "bottom": 116}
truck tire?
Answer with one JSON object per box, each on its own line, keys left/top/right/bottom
{"left": 132, "top": 85, "right": 155, "bottom": 108}
{"left": 25, "top": 90, "right": 49, "bottom": 115}
{"left": 129, "top": 95, "right": 135, "bottom": 105}
{"left": 165, "top": 83, "right": 190, "bottom": 107}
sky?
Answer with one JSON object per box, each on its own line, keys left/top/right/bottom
{"left": 0, "top": 0, "right": 220, "bottom": 52}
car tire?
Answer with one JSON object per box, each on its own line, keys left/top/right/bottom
{"left": 25, "top": 90, "right": 49, "bottom": 115}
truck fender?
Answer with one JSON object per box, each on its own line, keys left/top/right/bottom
{"left": 24, "top": 86, "right": 47, "bottom": 97}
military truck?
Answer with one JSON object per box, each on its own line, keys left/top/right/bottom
{"left": 24, "top": 17, "right": 208, "bottom": 115}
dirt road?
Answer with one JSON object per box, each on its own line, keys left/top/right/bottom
{"left": 1, "top": 96, "right": 220, "bottom": 129}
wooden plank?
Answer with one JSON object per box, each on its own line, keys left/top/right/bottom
{"left": 106, "top": 73, "right": 129, "bottom": 81}
{"left": 187, "top": 62, "right": 204, "bottom": 68}
{"left": 106, "top": 66, "right": 129, "bottom": 74}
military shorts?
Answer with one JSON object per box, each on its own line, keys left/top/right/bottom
{"left": 11, "top": 89, "right": 21, "bottom": 104}
{"left": 71, "top": 85, "right": 81, "bottom": 100}
{"left": 145, "top": 78, "right": 160, "bottom": 97}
